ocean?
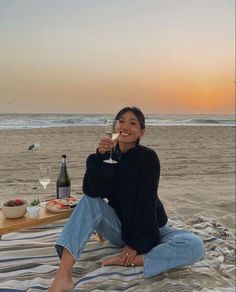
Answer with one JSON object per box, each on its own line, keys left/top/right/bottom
{"left": 0, "top": 113, "right": 235, "bottom": 130}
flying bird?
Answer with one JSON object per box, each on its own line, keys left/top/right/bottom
{"left": 28, "top": 143, "right": 40, "bottom": 151}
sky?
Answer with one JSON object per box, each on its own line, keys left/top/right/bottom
{"left": 0, "top": 0, "right": 235, "bottom": 114}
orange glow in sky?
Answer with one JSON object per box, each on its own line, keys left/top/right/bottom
{"left": 0, "top": 0, "right": 234, "bottom": 114}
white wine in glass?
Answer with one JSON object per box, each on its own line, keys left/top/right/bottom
{"left": 39, "top": 166, "right": 51, "bottom": 189}
{"left": 103, "top": 119, "right": 120, "bottom": 164}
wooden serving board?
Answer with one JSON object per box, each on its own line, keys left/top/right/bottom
{"left": 0, "top": 205, "right": 73, "bottom": 238}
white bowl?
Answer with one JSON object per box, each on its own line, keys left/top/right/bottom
{"left": 2, "top": 199, "right": 29, "bottom": 219}
{"left": 27, "top": 206, "right": 40, "bottom": 219}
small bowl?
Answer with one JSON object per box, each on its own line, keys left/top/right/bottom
{"left": 1, "top": 199, "right": 29, "bottom": 219}
{"left": 27, "top": 206, "right": 40, "bottom": 219}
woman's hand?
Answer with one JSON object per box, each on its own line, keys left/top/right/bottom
{"left": 97, "top": 138, "right": 116, "bottom": 154}
{"left": 101, "top": 246, "right": 143, "bottom": 268}
{"left": 120, "top": 246, "right": 137, "bottom": 266}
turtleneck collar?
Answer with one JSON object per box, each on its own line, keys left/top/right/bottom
{"left": 115, "top": 144, "right": 142, "bottom": 161}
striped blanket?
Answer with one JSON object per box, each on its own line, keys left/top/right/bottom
{"left": 0, "top": 215, "right": 235, "bottom": 292}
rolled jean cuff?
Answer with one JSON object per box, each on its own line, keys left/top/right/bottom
{"left": 143, "top": 254, "right": 155, "bottom": 278}
{"left": 55, "top": 241, "right": 77, "bottom": 262}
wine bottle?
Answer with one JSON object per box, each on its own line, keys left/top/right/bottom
{"left": 56, "top": 154, "right": 71, "bottom": 199}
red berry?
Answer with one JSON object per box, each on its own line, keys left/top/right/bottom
{"left": 15, "top": 199, "right": 23, "bottom": 206}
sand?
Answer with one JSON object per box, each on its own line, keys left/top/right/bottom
{"left": 0, "top": 125, "right": 235, "bottom": 232}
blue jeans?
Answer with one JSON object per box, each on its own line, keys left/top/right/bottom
{"left": 55, "top": 196, "right": 205, "bottom": 278}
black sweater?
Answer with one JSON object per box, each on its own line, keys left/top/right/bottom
{"left": 82, "top": 145, "right": 168, "bottom": 254}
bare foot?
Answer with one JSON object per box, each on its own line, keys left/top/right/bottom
{"left": 48, "top": 273, "right": 74, "bottom": 292}
{"left": 102, "top": 255, "right": 144, "bottom": 267}
{"left": 132, "top": 255, "right": 144, "bottom": 266}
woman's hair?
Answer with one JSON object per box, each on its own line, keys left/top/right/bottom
{"left": 115, "top": 106, "right": 145, "bottom": 146}
{"left": 115, "top": 106, "right": 146, "bottom": 129}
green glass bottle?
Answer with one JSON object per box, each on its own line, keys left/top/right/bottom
{"left": 56, "top": 154, "right": 71, "bottom": 199}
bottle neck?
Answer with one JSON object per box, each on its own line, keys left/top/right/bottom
{"left": 61, "top": 157, "right": 67, "bottom": 166}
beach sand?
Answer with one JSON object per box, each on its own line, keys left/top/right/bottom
{"left": 0, "top": 125, "right": 235, "bottom": 232}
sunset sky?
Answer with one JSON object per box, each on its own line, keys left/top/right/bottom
{"left": 0, "top": 0, "right": 235, "bottom": 114}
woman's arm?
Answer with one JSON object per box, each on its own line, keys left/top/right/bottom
{"left": 83, "top": 137, "right": 117, "bottom": 198}
{"left": 82, "top": 151, "right": 116, "bottom": 198}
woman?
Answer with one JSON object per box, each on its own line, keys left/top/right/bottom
{"left": 49, "top": 107, "right": 204, "bottom": 292}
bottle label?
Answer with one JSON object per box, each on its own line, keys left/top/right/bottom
{"left": 58, "top": 187, "right": 71, "bottom": 199}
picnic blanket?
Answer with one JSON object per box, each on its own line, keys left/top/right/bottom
{"left": 0, "top": 215, "right": 235, "bottom": 292}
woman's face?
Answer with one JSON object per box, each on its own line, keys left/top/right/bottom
{"left": 118, "top": 111, "right": 145, "bottom": 148}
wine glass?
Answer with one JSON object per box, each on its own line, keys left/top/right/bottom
{"left": 103, "top": 119, "right": 120, "bottom": 164}
{"left": 39, "top": 166, "right": 51, "bottom": 204}
{"left": 39, "top": 166, "right": 51, "bottom": 189}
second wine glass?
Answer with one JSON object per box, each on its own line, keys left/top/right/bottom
{"left": 103, "top": 119, "right": 120, "bottom": 164}
{"left": 39, "top": 166, "right": 51, "bottom": 203}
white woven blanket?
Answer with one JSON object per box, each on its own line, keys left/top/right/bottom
{"left": 0, "top": 215, "right": 235, "bottom": 291}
